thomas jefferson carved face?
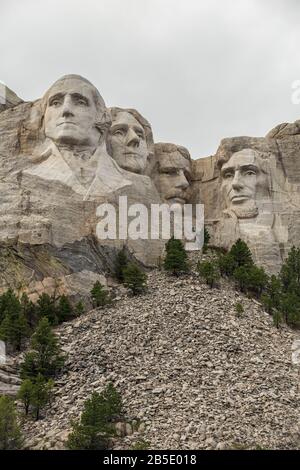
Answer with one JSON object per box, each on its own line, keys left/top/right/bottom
{"left": 44, "top": 77, "right": 102, "bottom": 148}
{"left": 108, "top": 111, "right": 149, "bottom": 174}
{"left": 220, "top": 149, "right": 269, "bottom": 218}
{"left": 155, "top": 144, "right": 192, "bottom": 205}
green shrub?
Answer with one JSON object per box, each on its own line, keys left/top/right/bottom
{"left": 123, "top": 263, "right": 147, "bottom": 295}
{"left": 91, "top": 281, "right": 111, "bottom": 307}
{"left": 163, "top": 237, "right": 189, "bottom": 276}
{"left": 67, "top": 384, "right": 122, "bottom": 450}
{"left": 115, "top": 247, "right": 128, "bottom": 282}
{"left": 235, "top": 302, "right": 244, "bottom": 317}
{"left": 197, "top": 260, "right": 220, "bottom": 288}
{"left": 0, "top": 396, "right": 23, "bottom": 450}
{"left": 21, "top": 317, "right": 65, "bottom": 380}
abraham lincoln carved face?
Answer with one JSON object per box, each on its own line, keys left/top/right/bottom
{"left": 220, "top": 149, "right": 269, "bottom": 218}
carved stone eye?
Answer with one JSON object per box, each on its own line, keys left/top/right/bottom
{"left": 223, "top": 172, "right": 233, "bottom": 179}
{"left": 51, "top": 100, "right": 61, "bottom": 107}
{"left": 114, "top": 130, "right": 125, "bottom": 136}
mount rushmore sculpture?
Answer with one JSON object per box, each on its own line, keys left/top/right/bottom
{"left": 1, "top": 73, "right": 300, "bottom": 299}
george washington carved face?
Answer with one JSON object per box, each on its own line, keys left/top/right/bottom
{"left": 43, "top": 75, "right": 107, "bottom": 149}
{"left": 220, "top": 149, "right": 269, "bottom": 218}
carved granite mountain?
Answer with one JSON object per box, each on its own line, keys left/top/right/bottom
{"left": 1, "top": 73, "right": 300, "bottom": 290}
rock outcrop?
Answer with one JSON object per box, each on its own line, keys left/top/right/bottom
{"left": 0, "top": 359, "right": 21, "bottom": 396}
{"left": 0, "top": 84, "right": 23, "bottom": 113}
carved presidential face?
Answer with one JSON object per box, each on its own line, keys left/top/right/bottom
{"left": 220, "top": 149, "right": 269, "bottom": 218}
{"left": 108, "top": 111, "right": 148, "bottom": 174}
{"left": 155, "top": 146, "right": 192, "bottom": 205}
{"left": 44, "top": 77, "right": 101, "bottom": 148}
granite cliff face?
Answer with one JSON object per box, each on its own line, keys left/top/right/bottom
{"left": 1, "top": 73, "right": 300, "bottom": 300}
{"left": 0, "top": 76, "right": 165, "bottom": 301}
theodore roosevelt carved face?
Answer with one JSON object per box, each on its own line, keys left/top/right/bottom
{"left": 220, "top": 149, "right": 269, "bottom": 218}
{"left": 154, "top": 143, "right": 192, "bottom": 205}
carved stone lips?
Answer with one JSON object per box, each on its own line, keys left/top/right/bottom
{"left": 168, "top": 196, "right": 186, "bottom": 204}
{"left": 124, "top": 151, "right": 140, "bottom": 156}
{"left": 230, "top": 195, "right": 249, "bottom": 203}
{"left": 57, "top": 121, "right": 77, "bottom": 127}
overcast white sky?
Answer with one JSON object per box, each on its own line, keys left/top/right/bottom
{"left": 1, "top": 0, "right": 300, "bottom": 157}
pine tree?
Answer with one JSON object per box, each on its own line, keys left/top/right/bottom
{"left": 123, "top": 263, "right": 147, "bottom": 295}
{"left": 0, "top": 289, "right": 21, "bottom": 323}
{"left": 20, "top": 293, "right": 38, "bottom": 330}
{"left": 17, "top": 379, "right": 34, "bottom": 416}
{"left": 163, "top": 237, "right": 189, "bottom": 276}
{"left": 0, "top": 396, "right": 23, "bottom": 450}
{"left": 0, "top": 289, "right": 31, "bottom": 352}
{"left": 75, "top": 301, "right": 85, "bottom": 316}
{"left": 20, "top": 352, "right": 39, "bottom": 380}
{"left": 36, "top": 293, "right": 57, "bottom": 325}
{"left": 233, "top": 265, "right": 268, "bottom": 296}
{"left": 280, "top": 246, "right": 300, "bottom": 292}
{"left": 261, "top": 275, "right": 282, "bottom": 315}
{"left": 115, "top": 247, "right": 128, "bottom": 282}
{"left": 218, "top": 253, "right": 237, "bottom": 277}
{"left": 203, "top": 227, "right": 211, "bottom": 253}
{"left": 197, "top": 260, "right": 220, "bottom": 288}
{"left": 280, "top": 292, "right": 300, "bottom": 328}
{"left": 101, "top": 382, "right": 122, "bottom": 419}
{"left": 57, "top": 295, "right": 73, "bottom": 323}
{"left": 235, "top": 302, "right": 244, "bottom": 318}
{"left": 273, "top": 309, "right": 282, "bottom": 329}
{"left": 30, "top": 374, "right": 54, "bottom": 421}
{"left": 91, "top": 281, "right": 111, "bottom": 307}
{"left": 229, "top": 239, "right": 254, "bottom": 268}
{"left": 67, "top": 384, "right": 122, "bottom": 450}
{"left": 20, "top": 317, "right": 65, "bottom": 380}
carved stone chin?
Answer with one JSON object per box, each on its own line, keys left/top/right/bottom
{"left": 226, "top": 203, "right": 259, "bottom": 220}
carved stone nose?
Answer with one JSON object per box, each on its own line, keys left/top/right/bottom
{"left": 126, "top": 129, "right": 139, "bottom": 147}
{"left": 176, "top": 170, "right": 189, "bottom": 189}
{"left": 232, "top": 172, "right": 243, "bottom": 189}
{"left": 62, "top": 109, "right": 74, "bottom": 118}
